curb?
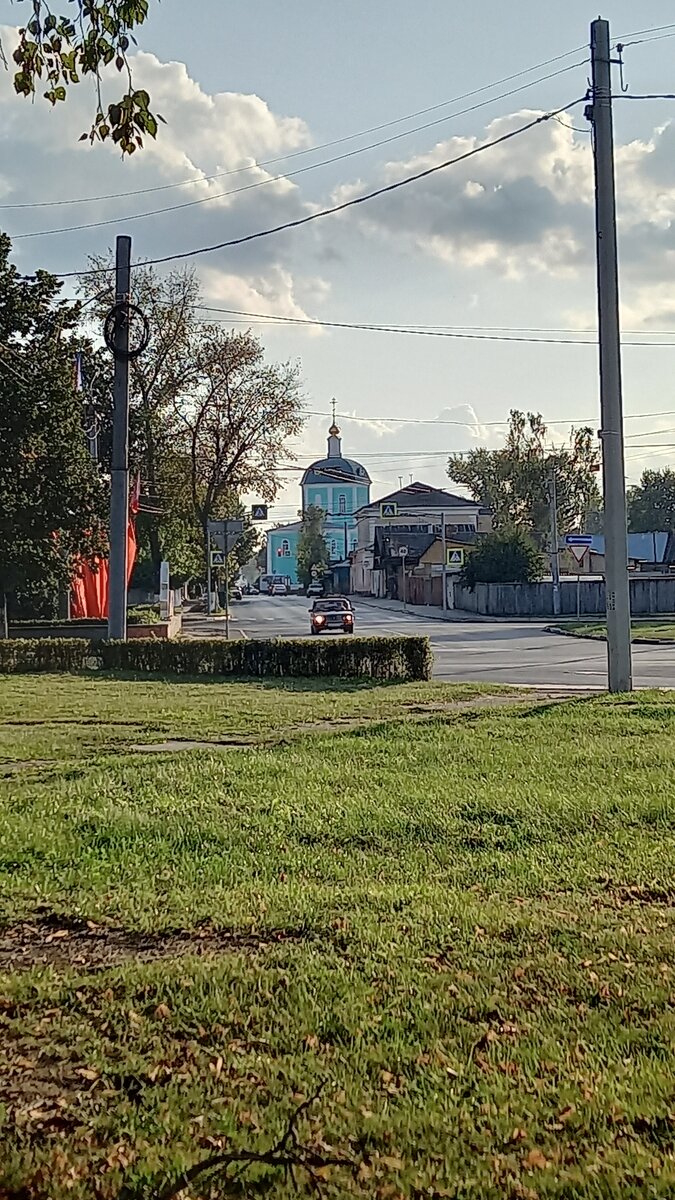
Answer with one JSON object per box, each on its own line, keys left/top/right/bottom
{"left": 545, "top": 625, "right": 675, "bottom": 646}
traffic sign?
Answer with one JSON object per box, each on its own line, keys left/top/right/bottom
{"left": 398, "top": 545, "right": 409, "bottom": 558}
{"left": 210, "top": 550, "right": 226, "bottom": 567}
{"left": 446, "top": 548, "right": 465, "bottom": 569}
{"left": 565, "top": 533, "right": 592, "bottom": 546}
{"left": 568, "top": 544, "right": 588, "bottom": 565}
{"left": 251, "top": 504, "right": 268, "bottom": 521}
{"left": 380, "top": 501, "right": 398, "bottom": 518}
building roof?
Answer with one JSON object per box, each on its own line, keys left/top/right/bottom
{"left": 374, "top": 527, "right": 437, "bottom": 566}
{"left": 357, "top": 482, "right": 479, "bottom": 516}
{"left": 589, "top": 531, "right": 673, "bottom": 563}
{"left": 302, "top": 458, "right": 371, "bottom": 486}
{"left": 269, "top": 521, "right": 302, "bottom": 535}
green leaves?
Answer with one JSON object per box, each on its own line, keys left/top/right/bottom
{"left": 7, "top": 0, "right": 160, "bottom": 155}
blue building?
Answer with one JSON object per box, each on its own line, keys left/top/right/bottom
{"left": 267, "top": 419, "right": 371, "bottom": 586}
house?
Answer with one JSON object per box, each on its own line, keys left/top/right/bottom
{"left": 351, "top": 482, "right": 488, "bottom": 596}
{"left": 581, "top": 532, "right": 675, "bottom": 576}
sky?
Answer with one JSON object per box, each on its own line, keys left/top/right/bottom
{"left": 2, "top": 1, "right": 675, "bottom": 525}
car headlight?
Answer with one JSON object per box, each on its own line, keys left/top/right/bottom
{"left": 344, "top": 614, "right": 353, "bottom": 622}
{"left": 314, "top": 614, "right": 325, "bottom": 624}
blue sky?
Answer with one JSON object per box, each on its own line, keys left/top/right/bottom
{"left": 2, "top": 2, "right": 675, "bottom": 515}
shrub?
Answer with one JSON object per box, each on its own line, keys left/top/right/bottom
{"left": 0, "top": 638, "right": 93, "bottom": 673}
{"left": 0, "top": 636, "right": 432, "bottom": 682}
{"left": 127, "top": 605, "right": 161, "bottom": 625}
{"left": 461, "top": 528, "right": 545, "bottom": 587}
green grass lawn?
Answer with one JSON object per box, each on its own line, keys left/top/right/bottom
{"left": 2, "top": 675, "right": 675, "bottom": 1198}
{"left": 562, "top": 620, "right": 675, "bottom": 642}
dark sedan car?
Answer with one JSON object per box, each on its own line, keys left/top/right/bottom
{"left": 309, "top": 598, "right": 355, "bottom": 635}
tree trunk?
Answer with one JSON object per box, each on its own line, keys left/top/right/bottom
{"left": 0, "top": 592, "right": 8, "bottom": 640}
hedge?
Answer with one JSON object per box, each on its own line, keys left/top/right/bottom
{"left": 0, "top": 636, "right": 433, "bottom": 682}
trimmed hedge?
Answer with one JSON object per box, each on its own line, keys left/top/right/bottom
{"left": 0, "top": 636, "right": 433, "bottom": 682}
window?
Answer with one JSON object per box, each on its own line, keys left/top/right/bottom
{"left": 338, "top": 493, "right": 346, "bottom": 515}
{"left": 330, "top": 539, "right": 338, "bottom": 557}
{"left": 281, "top": 539, "right": 291, "bottom": 557}
{"left": 351, "top": 536, "right": 357, "bottom": 552}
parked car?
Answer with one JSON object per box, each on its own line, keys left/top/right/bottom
{"left": 230, "top": 585, "right": 243, "bottom": 601}
{"left": 309, "top": 598, "right": 355, "bottom": 635}
{"left": 271, "top": 581, "right": 288, "bottom": 596}
{"left": 306, "top": 581, "right": 323, "bottom": 598}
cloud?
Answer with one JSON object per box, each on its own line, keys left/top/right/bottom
{"left": 0, "top": 27, "right": 326, "bottom": 317}
{"left": 330, "top": 110, "right": 594, "bottom": 279}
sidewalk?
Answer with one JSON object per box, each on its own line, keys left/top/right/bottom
{"left": 355, "top": 596, "right": 490, "bottom": 623}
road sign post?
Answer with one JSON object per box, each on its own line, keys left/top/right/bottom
{"left": 398, "top": 545, "right": 408, "bottom": 612}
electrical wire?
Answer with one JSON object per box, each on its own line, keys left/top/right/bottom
{"left": 304, "top": 406, "right": 675, "bottom": 429}
{"left": 0, "top": 44, "right": 589, "bottom": 211}
{"left": 12, "top": 61, "right": 591, "bottom": 241}
{"left": 615, "top": 93, "right": 675, "bottom": 101}
{"left": 191, "top": 304, "right": 675, "bottom": 347}
{"left": 195, "top": 307, "right": 675, "bottom": 338}
{"left": 37, "top": 96, "right": 586, "bottom": 279}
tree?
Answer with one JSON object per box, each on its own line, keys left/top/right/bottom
{"left": 178, "top": 328, "right": 304, "bottom": 567}
{"left": 460, "top": 528, "right": 544, "bottom": 588}
{"left": 627, "top": 469, "right": 675, "bottom": 533}
{"left": 448, "top": 411, "right": 601, "bottom": 545}
{"left": 5, "top": 1, "right": 160, "bottom": 153}
{"left": 296, "top": 505, "right": 328, "bottom": 589}
{"left": 0, "top": 233, "right": 106, "bottom": 629}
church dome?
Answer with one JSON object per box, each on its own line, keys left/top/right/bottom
{"left": 301, "top": 456, "right": 371, "bottom": 486}
{"left": 301, "top": 413, "right": 371, "bottom": 487}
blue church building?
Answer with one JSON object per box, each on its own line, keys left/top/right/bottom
{"left": 267, "top": 418, "right": 371, "bottom": 586}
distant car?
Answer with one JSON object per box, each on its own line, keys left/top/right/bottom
{"left": 306, "top": 581, "right": 323, "bottom": 598}
{"left": 271, "top": 581, "right": 288, "bottom": 596}
{"left": 310, "top": 598, "right": 354, "bottom": 635}
{"left": 230, "top": 585, "right": 243, "bottom": 601}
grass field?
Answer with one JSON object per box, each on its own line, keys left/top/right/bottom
{"left": 2, "top": 674, "right": 675, "bottom": 1198}
{"left": 561, "top": 620, "right": 675, "bottom": 642}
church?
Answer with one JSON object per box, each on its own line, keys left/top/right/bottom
{"left": 266, "top": 415, "right": 371, "bottom": 586}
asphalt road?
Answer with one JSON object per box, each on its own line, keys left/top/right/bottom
{"left": 184, "top": 594, "right": 675, "bottom": 690}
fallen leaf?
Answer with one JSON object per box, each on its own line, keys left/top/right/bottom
{"left": 509, "top": 1127, "right": 528, "bottom": 1144}
{"left": 154, "top": 1003, "right": 171, "bottom": 1020}
{"left": 524, "top": 1149, "right": 549, "bottom": 1170}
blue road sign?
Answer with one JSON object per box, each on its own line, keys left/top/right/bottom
{"left": 565, "top": 534, "right": 593, "bottom": 546}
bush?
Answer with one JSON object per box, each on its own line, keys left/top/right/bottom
{"left": 461, "top": 528, "right": 544, "bottom": 587}
{"left": 0, "top": 636, "right": 432, "bottom": 682}
{"left": 0, "top": 638, "right": 93, "bottom": 673}
{"left": 127, "top": 605, "right": 161, "bottom": 625}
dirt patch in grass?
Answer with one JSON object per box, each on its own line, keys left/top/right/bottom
{"left": 0, "top": 913, "right": 307, "bottom": 973}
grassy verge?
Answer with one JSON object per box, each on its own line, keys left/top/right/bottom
{"left": 557, "top": 620, "right": 675, "bottom": 642}
{"left": 2, "top": 677, "right": 675, "bottom": 1197}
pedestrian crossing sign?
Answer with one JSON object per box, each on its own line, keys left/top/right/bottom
{"left": 251, "top": 504, "right": 268, "bottom": 521}
{"left": 380, "top": 501, "right": 398, "bottom": 518}
{"left": 446, "top": 548, "right": 464, "bottom": 569}
{"left": 210, "top": 550, "right": 226, "bottom": 566}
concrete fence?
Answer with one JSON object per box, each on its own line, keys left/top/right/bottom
{"left": 452, "top": 576, "right": 675, "bottom": 618}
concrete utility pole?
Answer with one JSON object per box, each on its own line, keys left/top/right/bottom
{"left": 548, "top": 468, "right": 561, "bottom": 617}
{"left": 589, "top": 17, "right": 632, "bottom": 691}
{"left": 108, "top": 235, "right": 131, "bottom": 641}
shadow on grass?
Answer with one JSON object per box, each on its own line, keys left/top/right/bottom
{"left": 69, "top": 671, "right": 404, "bottom": 695}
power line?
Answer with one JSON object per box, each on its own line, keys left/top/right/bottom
{"left": 304, "top": 406, "right": 675, "bottom": 429}
{"left": 44, "top": 97, "right": 586, "bottom": 279}
{"left": 0, "top": 45, "right": 589, "bottom": 212}
{"left": 193, "top": 304, "right": 675, "bottom": 347}
{"left": 13, "top": 62, "right": 590, "bottom": 242}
